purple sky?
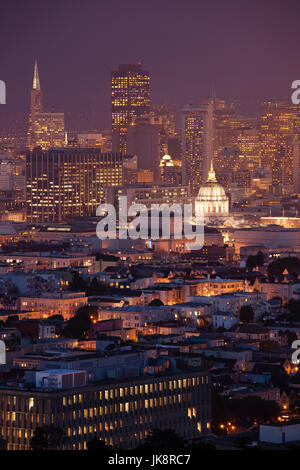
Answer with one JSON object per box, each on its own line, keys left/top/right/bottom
{"left": 1, "top": 0, "right": 300, "bottom": 130}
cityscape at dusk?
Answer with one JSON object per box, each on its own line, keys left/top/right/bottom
{"left": 1, "top": 0, "right": 300, "bottom": 457}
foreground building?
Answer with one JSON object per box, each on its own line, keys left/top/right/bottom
{"left": 0, "top": 369, "right": 211, "bottom": 450}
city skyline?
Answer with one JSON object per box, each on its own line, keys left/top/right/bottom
{"left": 1, "top": 0, "right": 300, "bottom": 131}
{"left": 2, "top": 0, "right": 300, "bottom": 454}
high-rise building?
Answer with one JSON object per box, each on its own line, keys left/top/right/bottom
{"left": 167, "top": 136, "right": 182, "bottom": 162}
{"left": 26, "top": 148, "right": 123, "bottom": 223}
{"left": 150, "top": 105, "right": 177, "bottom": 159}
{"left": 27, "top": 60, "right": 65, "bottom": 151}
{"left": 212, "top": 100, "right": 236, "bottom": 165}
{"left": 260, "top": 101, "right": 296, "bottom": 185}
{"left": 150, "top": 104, "right": 176, "bottom": 137}
{"left": 236, "top": 126, "right": 261, "bottom": 168}
{"left": 111, "top": 63, "right": 150, "bottom": 154}
{"left": 159, "top": 154, "right": 182, "bottom": 185}
{"left": 292, "top": 139, "right": 300, "bottom": 192}
{"left": 182, "top": 103, "right": 213, "bottom": 196}
{"left": 127, "top": 115, "right": 160, "bottom": 181}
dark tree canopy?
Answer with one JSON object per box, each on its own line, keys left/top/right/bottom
{"left": 246, "top": 251, "right": 265, "bottom": 269}
{"left": 30, "top": 426, "right": 65, "bottom": 450}
{"left": 240, "top": 305, "right": 254, "bottom": 323}
{"left": 148, "top": 299, "right": 164, "bottom": 306}
{"left": 68, "top": 271, "right": 88, "bottom": 292}
{"left": 63, "top": 305, "right": 93, "bottom": 339}
{"left": 86, "top": 438, "right": 113, "bottom": 453}
{"left": 138, "top": 429, "right": 186, "bottom": 451}
{"left": 212, "top": 392, "right": 280, "bottom": 428}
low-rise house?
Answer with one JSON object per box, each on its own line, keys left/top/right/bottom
{"left": 212, "top": 311, "right": 239, "bottom": 330}
{"left": 97, "top": 305, "right": 174, "bottom": 329}
{"left": 225, "top": 324, "right": 279, "bottom": 343}
{"left": 231, "top": 384, "right": 281, "bottom": 403}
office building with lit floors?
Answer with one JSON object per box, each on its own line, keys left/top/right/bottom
{"left": 0, "top": 369, "right": 211, "bottom": 450}
{"left": 111, "top": 63, "right": 150, "bottom": 154}
{"left": 26, "top": 147, "right": 124, "bottom": 223}
{"left": 182, "top": 102, "right": 213, "bottom": 196}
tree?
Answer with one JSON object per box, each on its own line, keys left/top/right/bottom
{"left": 212, "top": 391, "right": 280, "bottom": 429}
{"left": 286, "top": 330, "right": 297, "bottom": 345}
{"left": 86, "top": 438, "right": 113, "bottom": 453}
{"left": 5, "top": 315, "right": 19, "bottom": 324}
{"left": 30, "top": 426, "right": 65, "bottom": 450}
{"left": 137, "top": 429, "right": 186, "bottom": 452}
{"left": 246, "top": 251, "right": 265, "bottom": 269}
{"left": 68, "top": 271, "right": 88, "bottom": 292}
{"left": 234, "top": 435, "right": 254, "bottom": 449}
{"left": 87, "top": 278, "right": 109, "bottom": 296}
{"left": 240, "top": 306, "right": 254, "bottom": 323}
{"left": 48, "top": 314, "right": 64, "bottom": 322}
{"left": 63, "top": 305, "right": 92, "bottom": 339}
{"left": 286, "top": 299, "right": 300, "bottom": 321}
{"left": 148, "top": 299, "right": 164, "bottom": 306}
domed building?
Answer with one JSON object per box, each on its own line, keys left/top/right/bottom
{"left": 195, "top": 160, "right": 229, "bottom": 220}
{"left": 160, "top": 154, "right": 181, "bottom": 184}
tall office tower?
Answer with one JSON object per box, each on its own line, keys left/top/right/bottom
{"left": 182, "top": 102, "right": 213, "bottom": 196}
{"left": 212, "top": 99, "right": 238, "bottom": 173}
{"left": 159, "top": 154, "right": 182, "bottom": 185}
{"left": 293, "top": 139, "right": 300, "bottom": 192}
{"left": 293, "top": 106, "right": 300, "bottom": 139}
{"left": 27, "top": 60, "right": 65, "bottom": 151}
{"left": 260, "top": 101, "right": 296, "bottom": 185}
{"left": 26, "top": 148, "right": 123, "bottom": 223}
{"left": 150, "top": 104, "right": 177, "bottom": 158}
{"left": 111, "top": 63, "right": 150, "bottom": 154}
{"left": 167, "top": 135, "right": 182, "bottom": 162}
{"left": 27, "top": 60, "right": 43, "bottom": 150}
{"left": 127, "top": 115, "right": 160, "bottom": 181}
{"left": 236, "top": 125, "right": 261, "bottom": 169}
{"left": 150, "top": 104, "right": 176, "bottom": 137}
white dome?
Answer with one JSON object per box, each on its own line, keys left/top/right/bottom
{"left": 197, "top": 182, "right": 227, "bottom": 202}
{"left": 195, "top": 160, "right": 229, "bottom": 217}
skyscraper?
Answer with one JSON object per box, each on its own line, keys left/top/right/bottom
{"left": 293, "top": 139, "right": 300, "bottom": 192}
{"left": 111, "top": 63, "right": 150, "bottom": 154}
{"left": 260, "top": 101, "right": 296, "bottom": 186}
{"left": 212, "top": 99, "right": 237, "bottom": 172}
{"left": 26, "top": 148, "right": 123, "bottom": 222}
{"left": 27, "top": 60, "right": 65, "bottom": 151}
{"left": 182, "top": 103, "right": 213, "bottom": 196}
{"left": 127, "top": 115, "right": 160, "bottom": 180}
{"left": 150, "top": 104, "right": 177, "bottom": 159}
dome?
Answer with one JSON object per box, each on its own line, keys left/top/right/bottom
{"left": 160, "top": 154, "right": 174, "bottom": 167}
{"left": 195, "top": 160, "right": 229, "bottom": 217}
{"left": 197, "top": 181, "right": 227, "bottom": 201}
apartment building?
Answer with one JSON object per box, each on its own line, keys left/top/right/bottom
{"left": 19, "top": 292, "right": 88, "bottom": 320}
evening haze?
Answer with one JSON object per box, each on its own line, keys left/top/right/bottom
{"left": 1, "top": 0, "right": 300, "bottom": 129}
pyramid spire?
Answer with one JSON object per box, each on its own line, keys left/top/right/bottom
{"left": 207, "top": 159, "right": 217, "bottom": 182}
{"left": 33, "top": 59, "right": 40, "bottom": 90}
{"left": 211, "top": 83, "right": 216, "bottom": 102}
